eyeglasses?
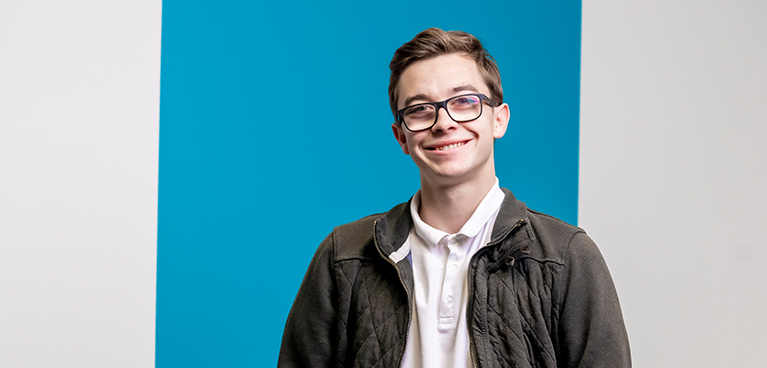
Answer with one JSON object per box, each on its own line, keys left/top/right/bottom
{"left": 396, "top": 93, "right": 499, "bottom": 132}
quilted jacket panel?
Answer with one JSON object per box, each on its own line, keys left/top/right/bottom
{"left": 278, "top": 189, "right": 631, "bottom": 367}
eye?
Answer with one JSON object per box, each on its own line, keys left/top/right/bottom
{"left": 449, "top": 95, "right": 480, "bottom": 110}
{"left": 404, "top": 104, "right": 435, "bottom": 119}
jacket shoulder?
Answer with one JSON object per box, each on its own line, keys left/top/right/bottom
{"left": 527, "top": 209, "right": 583, "bottom": 236}
{"left": 525, "top": 209, "right": 588, "bottom": 262}
{"left": 329, "top": 212, "right": 383, "bottom": 262}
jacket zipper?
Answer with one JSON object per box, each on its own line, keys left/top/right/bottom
{"left": 372, "top": 219, "right": 412, "bottom": 366}
{"left": 466, "top": 218, "right": 526, "bottom": 367}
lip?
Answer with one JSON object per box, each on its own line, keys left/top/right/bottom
{"left": 424, "top": 139, "right": 471, "bottom": 152}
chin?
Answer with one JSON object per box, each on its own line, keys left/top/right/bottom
{"left": 425, "top": 166, "right": 475, "bottom": 183}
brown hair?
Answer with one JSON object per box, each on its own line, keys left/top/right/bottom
{"left": 388, "top": 28, "right": 503, "bottom": 120}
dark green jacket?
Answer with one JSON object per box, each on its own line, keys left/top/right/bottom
{"left": 279, "top": 189, "right": 631, "bottom": 367}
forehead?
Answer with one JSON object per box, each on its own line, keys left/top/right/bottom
{"left": 397, "top": 53, "right": 487, "bottom": 108}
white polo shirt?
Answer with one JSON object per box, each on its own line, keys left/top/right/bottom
{"left": 400, "top": 179, "right": 505, "bottom": 368}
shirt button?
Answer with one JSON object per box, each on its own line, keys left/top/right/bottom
{"left": 446, "top": 296, "right": 453, "bottom": 305}
{"left": 451, "top": 264, "right": 459, "bottom": 273}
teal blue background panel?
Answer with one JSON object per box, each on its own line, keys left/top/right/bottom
{"left": 157, "top": 0, "right": 581, "bottom": 366}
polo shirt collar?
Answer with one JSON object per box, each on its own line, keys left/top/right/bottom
{"left": 410, "top": 178, "right": 505, "bottom": 247}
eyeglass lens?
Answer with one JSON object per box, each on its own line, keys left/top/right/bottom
{"left": 402, "top": 95, "right": 483, "bottom": 131}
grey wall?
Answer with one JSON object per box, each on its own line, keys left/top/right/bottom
{"left": 580, "top": 0, "right": 767, "bottom": 366}
{"left": 0, "top": 1, "right": 161, "bottom": 366}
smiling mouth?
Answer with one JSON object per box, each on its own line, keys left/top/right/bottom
{"left": 428, "top": 141, "right": 467, "bottom": 151}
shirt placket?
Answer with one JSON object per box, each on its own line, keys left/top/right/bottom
{"left": 438, "top": 234, "right": 465, "bottom": 329}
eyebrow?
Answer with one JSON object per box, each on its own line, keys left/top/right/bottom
{"left": 401, "top": 85, "right": 480, "bottom": 108}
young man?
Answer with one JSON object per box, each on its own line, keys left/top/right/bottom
{"left": 279, "top": 28, "right": 630, "bottom": 368}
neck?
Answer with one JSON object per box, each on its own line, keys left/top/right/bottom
{"left": 418, "top": 173, "right": 496, "bottom": 234}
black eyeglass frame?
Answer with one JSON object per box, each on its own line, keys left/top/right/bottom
{"left": 396, "top": 93, "right": 500, "bottom": 132}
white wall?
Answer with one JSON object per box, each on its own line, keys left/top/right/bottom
{"left": 0, "top": 1, "right": 161, "bottom": 367}
{"left": 581, "top": 0, "right": 767, "bottom": 366}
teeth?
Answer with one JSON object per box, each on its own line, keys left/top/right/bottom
{"left": 436, "top": 142, "right": 464, "bottom": 151}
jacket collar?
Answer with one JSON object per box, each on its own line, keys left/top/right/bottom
{"left": 489, "top": 188, "right": 531, "bottom": 244}
{"left": 374, "top": 199, "right": 413, "bottom": 259}
{"left": 374, "top": 188, "right": 532, "bottom": 259}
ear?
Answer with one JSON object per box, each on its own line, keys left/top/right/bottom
{"left": 391, "top": 123, "right": 410, "bottom": 155}
{"left": 492, "top": 103, "right": 510, "bottom": 139}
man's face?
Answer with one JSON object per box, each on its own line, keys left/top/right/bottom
{"left": 392, "top": 53, "right": 509, "bottom": 187}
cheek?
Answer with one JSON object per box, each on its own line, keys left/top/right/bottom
{"left": 405, "top": 134, "right": 424, "bottom": 154}
{"left": 400, "top": 134, "right": 418, "bottom": 156}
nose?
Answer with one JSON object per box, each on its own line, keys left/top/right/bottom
{"left": 431, "top": 106, "right": 458, "bottom": 133}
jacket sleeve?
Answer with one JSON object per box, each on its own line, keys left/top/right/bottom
{"left": 278, "top": 232, "right": 338, "bottom": 367}
{"left": 556, "top": 232, "right": 631, "bottom": 368}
